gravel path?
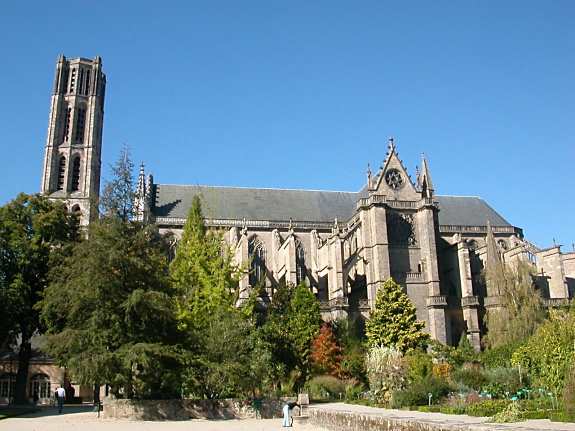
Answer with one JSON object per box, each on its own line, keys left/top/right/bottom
{"left": 0, "top": 406, "right": 318, "bottom": 431}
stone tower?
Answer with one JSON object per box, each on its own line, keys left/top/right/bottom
{"left": 40, "top": 55, "right": 106, "bottom": 227}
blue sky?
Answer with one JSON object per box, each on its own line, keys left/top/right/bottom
{"left": 0, "top": 1, "right": 573, "bottom": 248}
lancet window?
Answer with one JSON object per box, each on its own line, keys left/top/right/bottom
{"left": 57, "top": 156, "right": 66, "bottom": 191}
{"left": 295, "top": 238, "right": 306, "bottom": 285}
{"left": 71, "top": 157, "right": 81, "bottom": 191}
{"left": 249, "top": 237, "right": 266, "bottom": 287}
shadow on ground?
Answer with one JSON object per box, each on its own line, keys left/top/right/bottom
{"left": 1, "top": 404, "right": 94, "bottom": 419}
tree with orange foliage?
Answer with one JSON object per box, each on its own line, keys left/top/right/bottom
{"left": 310, "top": 323, "right": 342, "bottom": 377}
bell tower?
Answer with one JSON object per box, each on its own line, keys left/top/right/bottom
{"left": 41, "top": 55, "right": 106, "bottom": 227}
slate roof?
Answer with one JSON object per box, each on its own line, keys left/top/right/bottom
{"left": 152, "top": 184, "right": 512, "bottom": 227}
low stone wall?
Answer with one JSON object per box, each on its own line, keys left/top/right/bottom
{"left": 308, "top": 408, "right": 468, "bottom": 431}
{"left": 103, "top": 397, "right": 293, "bottom": 421}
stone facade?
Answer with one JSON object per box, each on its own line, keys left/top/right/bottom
{"left": 38, "top": 55, "right": 574, "bottom": 353}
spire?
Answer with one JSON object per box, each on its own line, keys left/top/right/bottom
{"left": 134, "top": 163, "right": 147, "bottom": 221}
{"left": 485, "top": 220, "right": 501, "bottom": 268}
{"left": 367, "top": 163, "right": 372, "bottom": 189}
{"left": 419, "top": 153, "right": 434, "bottom": 198}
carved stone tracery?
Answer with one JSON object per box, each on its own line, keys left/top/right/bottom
{"left": 387, "top": 211, "right": 417, "bottom": 246}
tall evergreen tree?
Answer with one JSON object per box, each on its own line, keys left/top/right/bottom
{"left": 0, "top": 193, "right": 77, "bottom": 403}
{"left": 41, "top": 218, "right": 181, "bottom": 399}
{"left": 100, "top": 145, "right": 135, "bottom": 221}
{"left": 170, "top": 196, "right": 239, "bottom": 332}
{"left": 366, "top": 278, "right": 429, "bottom": 353}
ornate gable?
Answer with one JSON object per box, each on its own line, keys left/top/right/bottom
{"left": 372, "top": 138, "right": 419, "bottom": 200}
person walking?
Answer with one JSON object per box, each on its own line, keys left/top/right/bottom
{"left": 55, "top": 384, "right": 66, "bottom": 414}
{"left": 282, "top": 401, "right": 298, "bottom": 427}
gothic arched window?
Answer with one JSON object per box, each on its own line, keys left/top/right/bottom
{"left": 249, "top": 237, "right": 266, "bottom": 286}
{"left": 75, "top": 108, "right": 86, "bottom": 144}
{"left": 71, "top": 157, "right": 81, "bottom": 192}
{"left": 295, "top": 238, "right": 307, "bottom": 285}
{"left": 497, "top": 239, "right": 508, "bottom": 251}
{"left": 57, "top": 156, "right": 66, "bottom": 191}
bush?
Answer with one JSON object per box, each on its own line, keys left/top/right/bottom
{"left": 482, "top": 367, "right": 523, "bottom": 398}
{"left": 340, "top": 346, "right": 367, "bottom": 383}
{"left": 405, "top": 350, "right": 433, "bottom": 382}
{"left": 492, "top": 401, "right": 522, "bottom": 423}
{"left": 480, "top": 343, "right": 521, "bottom": 368}
{"left": 344, "top": 382, "right": 366, "bottom": 401}
{"left": 391, "top": 375, "right": 452, "bottom": 408}
{"left": 465, "top": 399, "right": 510, "bottom": 417}
{"left": 563, "top": 363, "right": 575, "bottom": 418}
{"left": 512, "top": 309, "right": 575, "bottom": 394}
{"left": 452, "top": 367, "right": 487, "bottom": 391}
{"left": 304, "top": 375, "right": 346, "bottom": 400}
{"left": 365, "top": 346, "right": 407, "bottom": 404}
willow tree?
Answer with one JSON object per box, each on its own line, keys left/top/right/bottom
{"left": 484, "top": 260, "right": 545, "bottom": 348}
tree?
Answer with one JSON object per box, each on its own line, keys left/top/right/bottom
{"left": 40, "top": 218, "right": 182, "bottom": 399}
{"left": 100, "top": 145, "right": 135, "bottom": 221}
{"left": 511, "top": 309, "right": 575, "bottom": 395}
{"left": 0, "top": 193, "right": 77, "bottom": 403}
{"left": 260, "top": 283, "right": 322, "bottom": 390}
{"left": 366, "top": 278, "right": 429, "bottom": 353}
{"left": 183, "top": 307, "right": 273, "bottom": 399}
{"left": 170, "top": 196, "right": 239, "bottom": 332}
{"left": 484, "top": 260, "right": 545, "bottom": 348}
{"left": 310, "top": 324, "right": 342, "bottom": 377}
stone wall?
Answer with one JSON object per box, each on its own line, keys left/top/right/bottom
{"left": 308, "top": 407, "right": 468, "bottom": 431}
{"left": 102, "top": 397, "right": 293, "bottom": 421}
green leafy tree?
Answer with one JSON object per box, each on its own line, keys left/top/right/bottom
{"left": 170, "top": 196, "right": 239, "bottom": 332}
{"left": 100, "top": 145, "right": 135, "bottom": 221}
{"left": 366, "top": 278, "right": 429, "bottom": 353}
{"left": 484, "top": 260, "right": 545, "bottom": 348}
{"left": 512, "top": 309, "right": 575, "bottom": 395}
{"left": 260, "top": 283, "right": 322, "bottom": 391}
{"left": 0, "top": 193, "right": 77, "bottom": 403}
{"left": 183, "top": 307, "right": 272, "bottom": 399}
{"left": 40, "top": 218, "right": 182, "bottom": 399}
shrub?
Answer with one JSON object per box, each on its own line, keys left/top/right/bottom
{"left": 563, "top": 363, "right": 575, "bottom": 418}
{"left": 465, "top": 399, "right": 510, "bottom": 417}
{"left": 452, "top": 367, "right": 487, "bottom": 391}
{"left": 340, "top": 345, "right": 367, "bottom": 383}
{"left": 405, "top": 350, "right": 433, "bottom": 383}
{"left": 512, "top": 309, "right": 575, "bottom": 394}
{"left": 304, "top": 375, "right": 347, "bottom": 400}
{"left": 482, "top": 367, "right": 523, "bottom": 398}
{"left": 432, "top": 362, "right": 452, "bottom": 380}
{"left": 391, "top": 375, "right": 452, "bottom": 408}
{"left": 344, "top": 382, "right": 366, "bottom": 401}
{"left": 480, "top": 343, "right": 522, "bottom": 368}
{"left": 365, "top": 346, "right": 407, "bottom": 404}
{"left": 492, "top": 401, "right": 523, "bottom": 423}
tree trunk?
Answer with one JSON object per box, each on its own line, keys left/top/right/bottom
{"left": 14, "top": 335, "right": 31, "bottom": 404}
{"left": 93, "top": 383, "right": 100, "bottom": 404}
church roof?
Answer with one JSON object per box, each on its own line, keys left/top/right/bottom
{"left": 151, "top": 184, "right": 512, "bottom": 227}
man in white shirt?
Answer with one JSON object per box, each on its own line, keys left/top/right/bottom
{"left": 55, "top": 385, "right": 66, "bottom": 414}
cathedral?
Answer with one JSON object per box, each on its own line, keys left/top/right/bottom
{"left": 39, "top": 55, "right": 575, "bottom": 353}
{"left": 3, "top": 53, "right": 574, "bottom": 406}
